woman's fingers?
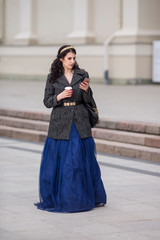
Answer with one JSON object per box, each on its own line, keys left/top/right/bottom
{"left": 64, "top": 89, "right": 73, "bottom": 98}
{"left": 57, "top": 89, "right": 73, "bottom": 101}
{"left": 79, "top": 81, "right": 89, "bottom": 91}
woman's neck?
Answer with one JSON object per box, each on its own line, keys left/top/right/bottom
{"left": 63, "top": 68, "right": 74, "bottom": 84}
{"left": 64, "top": 68, "right": 73, "bottom": 75}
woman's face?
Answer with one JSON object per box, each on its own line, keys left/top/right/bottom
{"left": 60, "top": 52, "right": 76, "bottom": 71}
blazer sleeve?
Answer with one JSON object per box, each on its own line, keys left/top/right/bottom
{"left": 43, "top": 74, "right": 61, "bottom": 108}
{"left": 82, "top": 71, "right": 92, "bottom": 104}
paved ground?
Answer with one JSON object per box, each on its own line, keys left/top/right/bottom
{"left": 0, "top": 79, "right": 160, "bottom": 239}
{"left": 0, "top": 79, "right": 160, "bottom": 123}
{"left": 0, "top": 136, "right": 160, "bottom": 240}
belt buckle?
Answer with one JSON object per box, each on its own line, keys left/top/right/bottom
{"left": 64, "top": 102, "right": 76, "bottom": 106}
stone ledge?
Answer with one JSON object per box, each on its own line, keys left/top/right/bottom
{"left": 0, "top": 126, "right": 47, "bottom": 143}
{"left": 92, "top": 128, "right": 145, "bottom": 146}
{"left": 0, "top": 116, "right": 49, "bottom": 132}
{"left": 0, "top": 108, "right": 160, "bottom": 135}
{"left": 97, "top": 118, "right": 160, "bottom": 135}
{"left": 92, "top": 128, "right": 160, "bottom": 148}
{"left": 0, "top": 108, "right": 50, "bottom": 121}
{"left": 95, "top": 139, "right": 160, "bottom": 162}
{"left": 1, "top": 125, "right": 160, "bottom": 162}
{"left": 1, "top": 114, "right": 160, "bottom": 148}
{"left": 145, "top": 135, "right": 160, "bottom": 148}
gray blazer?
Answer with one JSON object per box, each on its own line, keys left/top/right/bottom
{"left": 44, "top": 69, "right": 93, "bottom": 140}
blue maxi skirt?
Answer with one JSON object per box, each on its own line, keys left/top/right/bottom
{"left": 35, "top": 123, "right": 107, "bottom": 213}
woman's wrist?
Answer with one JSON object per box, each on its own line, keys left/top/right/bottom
{"left": 85, "top": 89, "right": 89, "bottom": 93}
{"left": 84, "top": 87, "right": 90, "bottom": 94}
{"left": 57, "top": 93, "right": 62, "bottom": 102}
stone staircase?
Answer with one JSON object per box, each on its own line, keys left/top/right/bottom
{"left": 0, "top": 108, "right": 160, "bottom": 162}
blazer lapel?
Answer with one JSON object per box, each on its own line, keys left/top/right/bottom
{"left": 71, "top": 69, "right": 84, "bottom": 87}
{"left": 56, "top": 69, "right": 84, "bottom": 87}
{"left": 57, "top": 75, "right": 68, "bottom": 87}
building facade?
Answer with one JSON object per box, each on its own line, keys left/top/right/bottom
{"left": 0, "top": 0, "right": 160, "bottom": 83}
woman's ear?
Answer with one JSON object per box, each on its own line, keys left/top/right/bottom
{"left": 60, "top": 58, "right": 62, "bottom": 62}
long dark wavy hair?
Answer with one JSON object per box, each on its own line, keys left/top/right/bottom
{"left": 49, "top": 45, "right": 80, "bottom": 82}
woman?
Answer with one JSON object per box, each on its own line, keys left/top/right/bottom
{"left": 35, "top": 45, "right": 107, "bottom": 213}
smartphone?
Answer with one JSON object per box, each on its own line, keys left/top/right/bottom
{"left": 83, "top": 78, "right": 90, "bottom": 84}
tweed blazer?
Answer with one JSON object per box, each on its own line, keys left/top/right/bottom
{"left": 43, "top": 69, "right": 93, "bottom": 140}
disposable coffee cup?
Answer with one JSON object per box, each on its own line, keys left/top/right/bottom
{"left": 65, "top": 86, "right": 72, "bottom": 90}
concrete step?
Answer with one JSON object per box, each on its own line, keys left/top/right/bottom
{"left": 92, "top": 128, "right": 160, "bottom": 148}
{"left": 0, "top": 125, "right": 160, "bottom": 162}
{"left": 0, "top": 108, "right": 160, "bottom": 135}
{"left": 94, "top": 138, "right": 160, "bottom": 162}
{"left": 0, "top": 116, "right": 48, "bottom": 132}
{"left": 0, "top": 108, "right": 50, "bottom": 121}
{"left": 0, "top": 126, "right": 47, "bottom": 142}
{"left": 98, "top": 118, "right": 160, "bottom": 135}
{"left": 0, "top": 108, "right": 160, "bottom": 162}
{"left": 1, "top": 115, "right": 160, "bottom": 148}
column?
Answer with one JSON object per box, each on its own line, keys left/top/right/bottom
{"left": 113, "top": 0, "right": 160, "bottom": 43}
{"left": 0, "top": 0, "right": 4, "bottom": 43}
{"left": 14, "top": 0, "right": 37, "bottom": 45}
{"left": 67, "top": 0, "right": 94, "bottom": 44}
{"left": 108, "top": 0, "right": 160, "bottom": 84}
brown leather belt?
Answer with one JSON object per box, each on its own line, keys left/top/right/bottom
{"left": 63, "top": 102, "right": 76, "bottom": 106}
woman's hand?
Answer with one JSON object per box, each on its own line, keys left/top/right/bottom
{"left": 56, "top": 89, "right": 73, "bottom": 102}
{"left": 79, "top": 78, "right": 90, "bottom": 93}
